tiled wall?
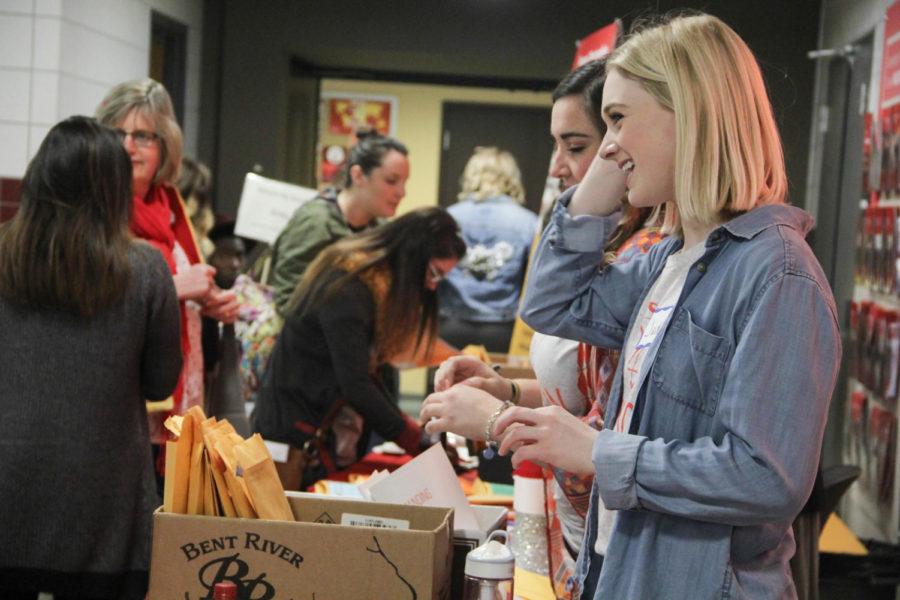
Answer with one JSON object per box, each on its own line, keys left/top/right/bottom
{"left": 0, "top": 0, "right": 203, "bottom": 187}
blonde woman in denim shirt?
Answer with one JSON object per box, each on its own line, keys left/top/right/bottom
{"left": 492, "top": 14, "right": 841, "bottom": 599}
{"left": 438, "top": 147, "right": 539, "bottom": 352}
{"left": 423, "top": 60, "right": 664, "bottom": 598}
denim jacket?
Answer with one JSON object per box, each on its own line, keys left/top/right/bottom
{"left": 439, "top": 195, "right": 538, "bottom": 322}
{"left": 521, "top": 193, "right": 841, "bottom": 600}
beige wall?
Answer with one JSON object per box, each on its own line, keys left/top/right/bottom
{"left": 321, "top": 78, "right": 551, "bottom": 211}
{"left": 320, "top": 78, "right": 551, "bottom": 398}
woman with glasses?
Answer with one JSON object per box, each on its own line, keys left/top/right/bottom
{"left": 96, "top": 80, "right": 240, "bottom": 466}
{"left": 252, "top": 207, "right": 466, "bottom": 489}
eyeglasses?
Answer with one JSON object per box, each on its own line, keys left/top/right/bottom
{"left": 428, "top": 263, "right": 447, "bottom": 284}
{"left": 115, "top": 129, "right": 160, "bottom": 148}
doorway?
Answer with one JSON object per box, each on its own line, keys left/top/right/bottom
{"left": 150, "top": 11, "right": 187, "bottom": 126}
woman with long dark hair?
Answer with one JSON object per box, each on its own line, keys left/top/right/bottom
{"left": 0, "top": 117, "right": 181, "bottom": 599}
{"left": 253, "top": 207, "right": 466, "bottom": 488}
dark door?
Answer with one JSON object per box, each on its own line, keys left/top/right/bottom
{"left": 438, "top": 102, "right": 551, "bottom": 214}
{"left": 150, "top": 11, "right": 187, "bottom": 126}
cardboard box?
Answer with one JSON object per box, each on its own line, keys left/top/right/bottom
{"left": 488, "top": 352, "right": 535, "bottom": 380}
{"left": 284, "top": 493, "right": 507, "bottom": 598}
{"left": 148, "top": 495, "right": 453, "bottom": 599}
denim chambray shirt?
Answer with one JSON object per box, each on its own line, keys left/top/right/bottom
{"left": 438, "top": 195, "right": 538, "bottom": 322}
{"left": 521, "top": 193, "right": 841, "bottom": 600}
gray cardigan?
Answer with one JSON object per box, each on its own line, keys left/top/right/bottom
{"left": 0, "top": 242, "right": 181, "bottom": 598}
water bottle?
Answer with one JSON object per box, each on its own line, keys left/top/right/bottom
{"left": 462, "top": 530, "right": 515, "bottom": 600}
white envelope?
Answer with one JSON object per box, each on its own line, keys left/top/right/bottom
{"left": 365, "top": 444, "right": 479, "bottom": 530}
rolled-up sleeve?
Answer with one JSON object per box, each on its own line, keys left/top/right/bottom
{"left": 521, "top": 191, "right": 667, "bottom": 350}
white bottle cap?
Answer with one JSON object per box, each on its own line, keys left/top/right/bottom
{"left": 464, "top": 530, "right": 515, "bottom": 580}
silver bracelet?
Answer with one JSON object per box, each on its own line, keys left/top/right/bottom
{"left": 483, "top": 401, "right": 513, "bottom": 459}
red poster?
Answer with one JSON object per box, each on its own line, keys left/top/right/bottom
{"left": 328, "top": 98, "right": 392, "bottom": 135}
{"left": 881, "top": 1, "right": 900, "bottom": 109}
{"left": 572, "top": 21, "right": 620, "bottom": 70}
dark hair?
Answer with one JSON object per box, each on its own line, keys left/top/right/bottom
{"left": 292, "top": 207, "right": 466, "bottom": 356}
{"left": 552, "top": 59, "right": 607, "bottom": 136}
{"left": 0, "top": 116, "right": 133, "bottom": 316}
{"left": 551, "top": 59, "right": 661, "bottom": 255}
{"left": 341, "top": 128, "right": 409, "bottom": 189}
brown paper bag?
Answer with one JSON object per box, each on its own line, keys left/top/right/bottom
{"left": 234, "top": 435, "right": 293, "bottom": 521}
{"left": 209, "top": 459, "right": 237, "bottom": 518}
{"left": 202, "top": 449, "right": 218, "bottom": 517}
{"left": 170, "top": 412, "right": 194, "bottom": 514}
{"left": 223, "top": 468, "right": 257, "bottom": 519}
{"left": 186, "top": 440, "right": 205, "bottom": 515}
{"left": 202, "top": 427, "right": 237, "bottom": 518}
{"left": 162, "top": 441, "right": 178, "bottom": 513}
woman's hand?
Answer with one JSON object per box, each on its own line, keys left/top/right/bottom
{"left": 433, "top": 355, "right": 510, "bottom": 399}
{"left": 420, "top": 385, "right": 505, "bottom": 441}
{"left": 173, "top": 263, "right": 215, "bottom": 301}
{"left": 202, "top": 286, "right": 241, "bottom": 323}
{"left": 569, "top": 144, "right": 628, "bottom": 217}
{"left": 494, "top": 405, "right": 599, "bottom": 475}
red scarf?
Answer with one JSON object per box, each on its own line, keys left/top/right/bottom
{"left": 130, "top": 184, "right": 201, "bottom": 415}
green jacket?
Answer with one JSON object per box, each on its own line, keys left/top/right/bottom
{"left": 270, "top": 192, "right": 377, "bottom": 314}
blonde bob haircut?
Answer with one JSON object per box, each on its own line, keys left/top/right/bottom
{"left": 458, "top": 146, "right": 526, "bottom": 203}
{"left": 95, "top": 78, "right": 183, "bottom": 186}
{"left": 608, "top": 14, "right": 787, "bottom": 233}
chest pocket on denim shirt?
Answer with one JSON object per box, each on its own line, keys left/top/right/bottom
{"left": 650, "top": 308, "right": 731, "bottom": 416}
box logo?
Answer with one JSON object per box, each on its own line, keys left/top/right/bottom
{"left": 178, "top": 532, "right": 304, "bottom": 599}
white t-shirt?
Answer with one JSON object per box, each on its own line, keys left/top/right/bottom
{"left": 530, "top": 332, "right": 591, "bottom": 415}
{"left": 597, "top": 239, "right": 705, "bottom": 553}
{"left": 613, "top": 241, "right": 706, "bottom": 435}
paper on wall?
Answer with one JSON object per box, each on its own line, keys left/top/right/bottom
{"left": 364, "top": 444, "right": 479, "bottom": 530}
